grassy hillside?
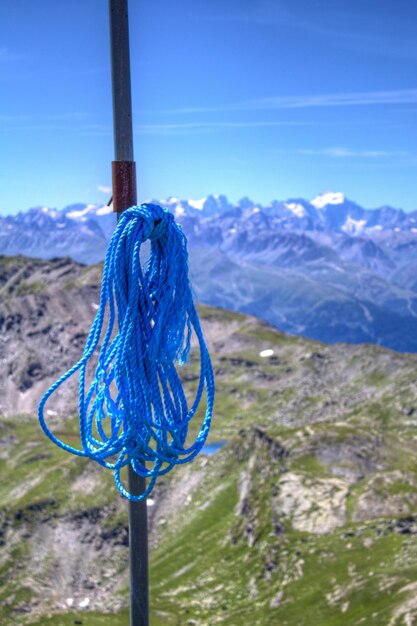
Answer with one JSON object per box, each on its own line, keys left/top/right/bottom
{"left": 1, "top": 257, "right": 417, "bottom": 625}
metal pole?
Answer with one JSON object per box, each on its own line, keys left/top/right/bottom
{"left": 108, "top": 2, "right": 149, "bottom": 625}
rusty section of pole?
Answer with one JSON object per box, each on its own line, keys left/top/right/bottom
{"left": 112, "top": 161, "right": 137, "bottom": 213}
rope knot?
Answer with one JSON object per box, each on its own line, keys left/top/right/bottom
{"left": 120, "top": 204, "right": 174, "bottom": 241}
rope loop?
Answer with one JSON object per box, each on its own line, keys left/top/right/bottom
{"left": 38, "top": 203, "right": 215, "bottom": 500}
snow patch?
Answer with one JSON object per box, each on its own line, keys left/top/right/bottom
{"left": 260, "top": 349, "right": 274, "bottom": 358}
{"left": 311, "top": 192, "right": 345, "bottom": 209}
{"left": 39, "top": 206, "right": 59, "bottom": 218}
{"left": 66, "top": 208, "right": 89, "bottom": 219}
{"left": 96, "top": 204, "right": 113, "bottom": 216}
{"left": 66, "top": 204, "right": 98, "bottom": 220}
{"left": 174, "top": 206, "right": 185, "bottom": 217}
{"left": 284, "top": 202, "right": 307, "bottom": 218}
{"left": 341, "top": 217, "right": 366, "bottom": 235}
{"left": 188, "top": 198, "right": 207, "bottom": 210}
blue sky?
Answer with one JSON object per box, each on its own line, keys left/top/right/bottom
{"left": 1, "top": 0, "right": 417, "bottom": 214}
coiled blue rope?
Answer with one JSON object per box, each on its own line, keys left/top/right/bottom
{"left": 38, "top": 204, "right": 215, "bottom": 500}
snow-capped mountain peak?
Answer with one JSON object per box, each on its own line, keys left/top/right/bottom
{"left": 30, "top": 206, "right": 59, "bottom": 218}
{"left": 65, "top": 204, "right": 101, "bottom": 220}
{"left": 284, "top": 202, "right": 307, "bottom": 218}
{"left": 311, "top": 192, "right": 346, "bottom": 209}
{"left": 188, "top": 198, "right": 207, "bottom": 211}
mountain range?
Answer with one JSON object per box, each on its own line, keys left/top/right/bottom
{"left": 2, "top": 192, "right": 417, "bottom": 352}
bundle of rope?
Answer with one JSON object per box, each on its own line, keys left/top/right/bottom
{"left": 38, "top": 204, "right": 215, "bottom": 500}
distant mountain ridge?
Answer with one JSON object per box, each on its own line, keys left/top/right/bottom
{"left": 2, "top": 192, "right": 417, "bottom": 352}
{"left": 164, "top": 191, "right": 416, "bottom": 235}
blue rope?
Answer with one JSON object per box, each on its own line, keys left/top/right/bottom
{"left": 38, "top": 204, "right": 215, "bottom": 500}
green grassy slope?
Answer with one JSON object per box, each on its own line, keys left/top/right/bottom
{"left": 2, "top": 258, "right": 417, "bottom": 625}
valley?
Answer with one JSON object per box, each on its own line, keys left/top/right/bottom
{"left": 1, "top": 257, "right": 417, "bottom": 625}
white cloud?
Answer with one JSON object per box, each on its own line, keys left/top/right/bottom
{"left": 160, "top": 88, "right": 417, "bottom": 116}
{"left": 97, "top": 185, "right": 112, "bottom": 194}
{"left": 137, "top": 120, "right": 312, "bottom": 136}
{"left": 297, "top": 147, "right": 409, "bottom": 159}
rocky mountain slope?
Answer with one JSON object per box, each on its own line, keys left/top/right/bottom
{"left": 2, "top": 193, "right": 417, "bottom": 351}
{"left": 1, "top": 256, "right": 417, "bottom": 625}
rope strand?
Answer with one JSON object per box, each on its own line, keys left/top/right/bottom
{"left": 38, "top": 204, "right": 215, "bottom": 500}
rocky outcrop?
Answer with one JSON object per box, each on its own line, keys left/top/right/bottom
{"left": 275, "top": 472, "right": 349, "bottom": 534}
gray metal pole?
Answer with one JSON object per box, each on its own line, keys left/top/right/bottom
{"left": 108, "top": 2, "right": 149, "bottom": 625}
{"left": 109, "top": 0, "right": 134, "bottom": 162}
